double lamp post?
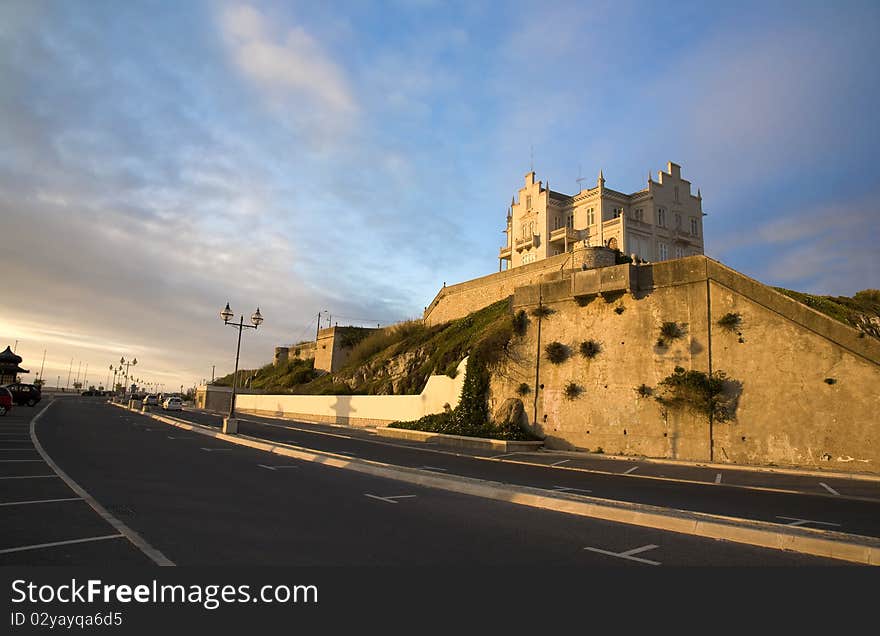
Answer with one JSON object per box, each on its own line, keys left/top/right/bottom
{"left": 219, "top": 302, "right": 263, "bottom": 434}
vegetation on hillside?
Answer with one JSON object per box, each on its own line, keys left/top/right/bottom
{"left": 774, "top": 288, "right": 880, "bottom": 339}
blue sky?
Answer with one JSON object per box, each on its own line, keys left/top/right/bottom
{"left": 1, "top": 0, "right": 878, "bottom": 390}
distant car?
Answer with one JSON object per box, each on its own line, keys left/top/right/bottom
{"left": 0, "top": 387, "right": 12, "bottom": 416}
{"left": 4, "top": 383, "right": 41, "bottom": 407}
{"left": 162, "top": 397, "right": 183, "bottom": 411}
{"left": 142, "top": 394, "right": 159, "bottom": 407}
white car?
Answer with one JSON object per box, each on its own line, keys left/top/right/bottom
{"left": 162, "top": 397, "right": 183, "bottom": 411}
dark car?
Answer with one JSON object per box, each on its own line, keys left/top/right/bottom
{"left": 0, "top": 387, "right": 12, "bottom": 416}
{"left": 4, "top": 383, "right": 42, "bottom": 407}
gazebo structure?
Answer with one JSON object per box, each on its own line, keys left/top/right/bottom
{"left": 0, "top": 346, "right": 29, "bottom": 385}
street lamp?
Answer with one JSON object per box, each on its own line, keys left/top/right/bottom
{"left": 120, "top": 357, "right": 137, "bottom": 397}
{"left": 219, "top": 302, "right": 263, "bottom": 434}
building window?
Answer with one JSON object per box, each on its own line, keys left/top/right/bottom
{"left": 658, "top": 242, "right": 668, "bottom": 260}
{"left": 526, "top": 195, "right": 532, "bottom": 210}
{"left": 674, "top": 246, "right": 683, "bottom": 259}
{"left": 613, "top": 207, "right": 623, "bottom": 218}
{"left": 566, "top": 213, "right": 574, "bottom": 229}
{"left": 690, "top": 218, "right": 699, "bottom": 236}
{"left": 657, "top": 208, "right": 666, "bottom": 227}
{"left": 674, "top": 186, "right": 680, "bottom": 203}
{"left": 633, "top": 208, "right": 644, "bottom": 222}
{"left": 675, "top": 213, "right": 681, "bottom": 229}
{"left": 587, "top": 208, "right": 595, "bottom": 226}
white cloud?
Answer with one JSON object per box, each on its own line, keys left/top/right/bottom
{"left": 219, "top": 3, "right": 357, "bottom": 137}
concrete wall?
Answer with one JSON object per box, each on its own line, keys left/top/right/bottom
{"left": 314, "top": 326, "right": 379, "bottom": 373}
{"left": 490, "top": 255, "right": 880, "bottom": 473}
{"left": 233, "top": 357, "right": 468, "bottom": 427}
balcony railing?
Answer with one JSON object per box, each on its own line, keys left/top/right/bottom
{"left": 515, "top": 235, "right": 537, "bottom": 252}
{"left": 499, "top": 245, "right": 512, "bottom": 259}
{"left": 549, "top": 227, "right": 579, "bottom": 244}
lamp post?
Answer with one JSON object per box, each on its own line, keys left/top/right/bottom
{"left": 110, "top": 365, "right": 118, "bottom": 397}
{"left": 219, "top": 302, "right": 263, "bottom": 434}
{"left": 120, "top": 357, "right": 137, "bottom": 397}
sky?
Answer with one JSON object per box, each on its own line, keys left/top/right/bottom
{"left": 1, "top": 0, "right": 879, "bottom": 392}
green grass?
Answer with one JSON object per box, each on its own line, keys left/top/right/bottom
{"left": 774, "top": 288, "right": 880, "bottom": 339}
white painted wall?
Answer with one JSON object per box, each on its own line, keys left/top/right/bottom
{"left": 233, "top": 358, "right": 468, "bottom": 426}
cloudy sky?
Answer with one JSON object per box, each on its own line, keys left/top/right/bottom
{"left": 1, "top": 0, "right": 878, "bottom": 391}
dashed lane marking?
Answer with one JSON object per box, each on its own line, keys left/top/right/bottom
{"left": 715, "top": 473, "right": 722, "bottom": 484}
{"left": 0, "top": 459, "right": 45, "bottom": 463}
{"left": 0, "top": 497, "right": 83, "bottom": 507}
{"left": 0, "top": 475, "right": 59, "bottom": 480}
{"left": 777, "top": 516, "right": 841, "bottom": 528}
{"left": 364, "top": 494, "right": 417, "bottom": 504}
{"left": 550, "top": 459, "right": 571, "bottom": 466}
{"left": 623, "top": 466, "right": 639, "bottom": 475}
{"left": 200, "top": 448, "right": 234, "bottom": 452}
{"left": 819, "top": 482, "right": 840, "bottom": 496}
{"left": 584, "top": 544, "right": 661, "bottom": 565}
{"left": 257, "top": 464, "right": 298, "bottom": 471}
{"left": 421, "top": 466, "right": 448, "bottom": 472}
{"left": 0, "top": 534, "right": 124, "bottom": 555}
{"left": 552, "top": 486, "right": 593, "bottom": 494}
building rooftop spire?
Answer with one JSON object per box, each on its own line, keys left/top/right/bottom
{"left": 598, "top": 169, "right": 605, "bottom": 187}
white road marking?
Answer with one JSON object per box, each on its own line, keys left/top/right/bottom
{"left": 623, "top": 466, "right": 639, "bottom": 475}
{"left": 0, "top": 534, "right": 124, "bottom": 555}
{"left": 200, "top": 448, "right": 234, "bottom": 452}
{"left": 0, "top": 497, "right": 82, "bottom": 507}
{"left": 777, "top": 516, "right": 841, "bottom": 528}
{"left": 551, "top": 459, "right": 571, "bottom": 466}
{"left": 258, "top": 464, "right": 298, "bottom": 471}
{"left": 0, "top": 459, "right": 44, "bottom": 463}
{"left": 364, "top": 494, "right": 417, "bottom": 504}
{"left": 715, "top": 473, "right": 722, "bottom": 484}
{"left": 421, "top": 466, "right": 448, "bottom": 472}
{"left": 0, "top": 474, "right": 58, "bottom": 480}
{"left": 0, "top": 448, "right": 39, "bottom": 451}
{"left": 491, "top": 452, "right": 521, "bottom": 459}
{"left": 584, "top": 544, "right": 661, "bottom": 565}
{"left": 819, "top": 482, "right": 840, "bottom": 496}
{"left": 552, "top": 486, "right": 593, "bottom": 494}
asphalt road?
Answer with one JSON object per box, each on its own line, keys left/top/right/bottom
{"left": 162, "top": 407, "right": 880, "bottom": 540}
{"left": 1, "top": 398, "right": 853, "bottom": 565}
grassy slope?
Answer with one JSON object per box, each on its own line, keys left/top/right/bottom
{"left": 773, "top": 288, "right": 880, "bottom": 339}
{"left": 213, "top": 299, "right": 513, "bottom": 396}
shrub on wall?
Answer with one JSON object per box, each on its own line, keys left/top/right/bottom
{"left": 579, "top": 340, "right": 601, "bottom": 359}
{"left": 654, "top": 367, "right": 740, "bottom": 422}
{"left": 531, "top": 305, "right": 555, "bottom": 318}
{"left": 512, "top": 309, "right": 529, "bottom": 336}
{"left": 545, "top": 342, "right": 570, "bottom": 364}
{"left": 634, "top": 384, "right": 652, "bottom": 398}
{"left": 563, "top": 382, "right": 583, "bottom": 400}
{"left": 656, "top": 321, "right": 685, "bottom": 347}
{"left": 717, "top": 312, "right": 742, "bottom": 331}
{"left": 516, "top": 382, "right": 531, "bottom": 396}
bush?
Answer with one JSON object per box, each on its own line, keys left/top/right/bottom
{"left": 579, "top": 340, "right": 601, "bottom": 359}
{"left": 717, "top": 312, "right": 742, "bottom": 331}
{"left": 512, "top": 309, "right": 529, "bottom": 336}
{"left": 635, "top": 384, "right": 652, "bottom": 398}
{"left": 516, "top": 383, "right": 531, "bottom": 396}
{"left": 531, "top": 305, "right": 555, "bottom": 318}
{"left": 655, "top": 367, "right": 739, "bottom": 422}
{"left": 614, "top": 306, "right": 625, "bottom": 314}
{"left": 563, "top": 382, "right": 583, "bottom": 400}
{"left": 657, "top": 321, "right": 685, "bottom": 347}
{"left": 545, "top": 342, "right": 570, "bottom": 364}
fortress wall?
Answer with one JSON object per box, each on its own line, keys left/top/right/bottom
{"left": 490, "top": 255, "right": 880, "bottom": 473}
{"left": 424, "top": 247, "right": 616, "bottom": 326}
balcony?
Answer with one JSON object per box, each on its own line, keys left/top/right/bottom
{"left": 549, "top": 227, "right": 579, "bottom": 245}
{"left": 499, "top": 245, "right": 512, "bottom": 259}
{"left": 671, "top": 228, "right": 698, "bottom": 245}
{"left": 515, "top": 234, "right": 538, "bottom": 252}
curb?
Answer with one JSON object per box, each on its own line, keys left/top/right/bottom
{"left": 111, "top": 402, "right": 880, "bottom": 565}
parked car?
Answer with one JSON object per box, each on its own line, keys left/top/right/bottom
{"left": 4, "top": 383, "right": 41, "bottom": 407}
{"left": 142, "top": 394, "right": 159, "bottom": 407}
{"left": 162, "top": 396, "right": 183, "bottom": 411}
{"left": 0, "top": 387, "right": 12, "bottom": 416}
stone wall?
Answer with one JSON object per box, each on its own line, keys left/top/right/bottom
{"left": 424, "top": 246, "right": 617, "bottom": 326}
{"left": 490, "top": 255, "right": 880, "bottom": 473}
{"left": 314, "top": 326, "right": 379, "bottom": 373}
